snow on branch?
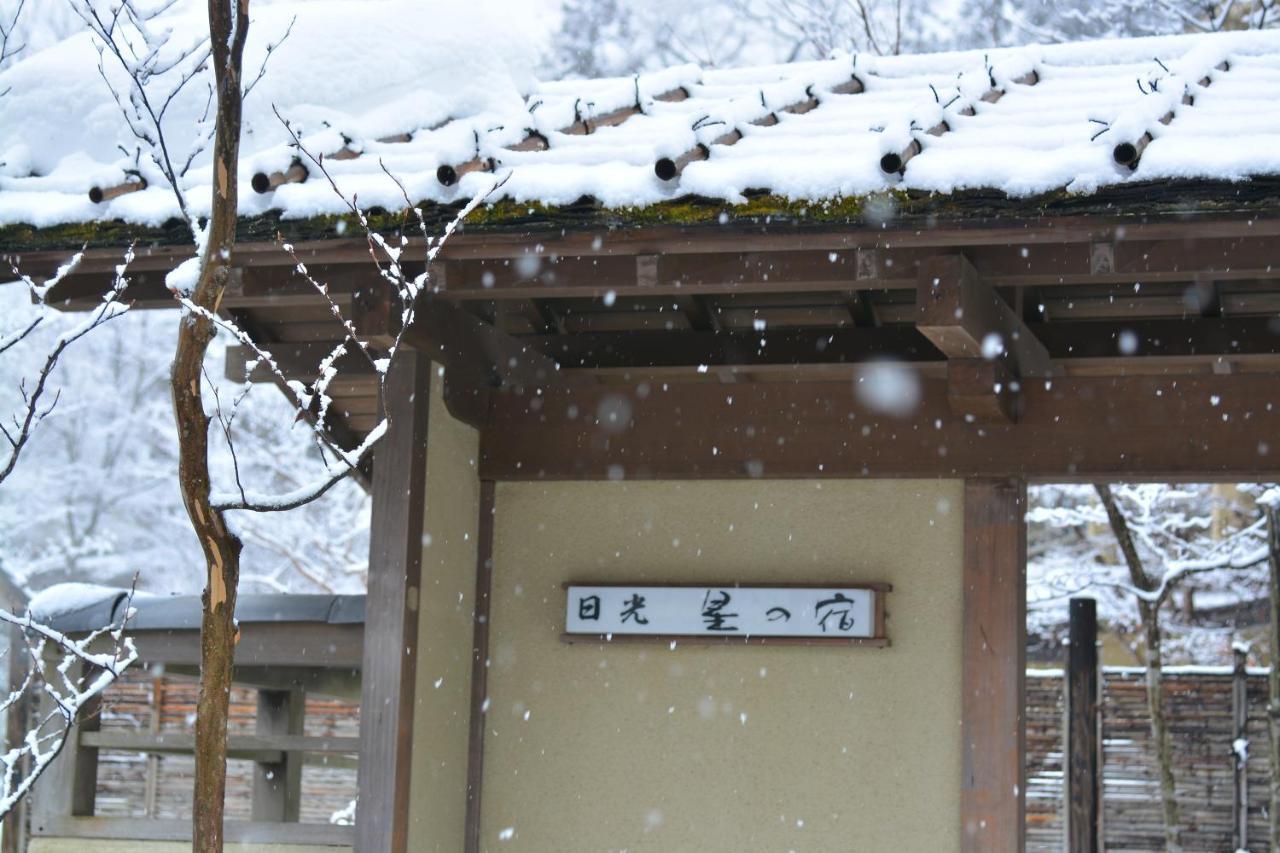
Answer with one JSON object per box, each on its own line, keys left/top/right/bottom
{"left": 2, "top": 248, "right": 134, "bottom": 487}
{"left": 178, "top": 111, "right": 504, "bottom": 517}
{"left": 0, "top": 591, "right": 138, "bottom": 820}
{"left": 211, "top": 420, "right": 387, "bottom": 513}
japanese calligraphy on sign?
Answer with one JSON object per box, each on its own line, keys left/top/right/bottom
{"left": 563, "top": 584, "right": 888, "bottom": 641}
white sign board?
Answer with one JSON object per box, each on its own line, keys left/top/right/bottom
{"left": 564, "top": 585, "right": 881, "bottom": 639}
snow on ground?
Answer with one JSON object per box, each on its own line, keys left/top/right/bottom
{"left": 1, "top": 18, "right": 1279, "bottom": 228}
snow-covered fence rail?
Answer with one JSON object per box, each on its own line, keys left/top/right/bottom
{"left": 1027, "top": 665, "right": 1271, "bottom": 851}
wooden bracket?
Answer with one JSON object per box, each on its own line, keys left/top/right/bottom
{"left": 947, "top": 359, "right": 1020, "bottom": 424}
{"left": 916, "top": 254, "right": 1050, "bottom": 423}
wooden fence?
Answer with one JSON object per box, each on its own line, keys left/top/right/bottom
{"left": 1028, "top": 666, "right": 1272, "bottom": 852}
{"left": 92, "top": 670, "right": 359, "bottom": 824}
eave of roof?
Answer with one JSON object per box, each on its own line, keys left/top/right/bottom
{"left": 3, "top": 177, "right": 1279, "bottom": 256}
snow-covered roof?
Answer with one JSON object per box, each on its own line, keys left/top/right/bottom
{"left": 2, "top": 9, "right": 1280, "bottom": 232}
{"left": 30, "top": 583, "right": 364, "bottom": 633}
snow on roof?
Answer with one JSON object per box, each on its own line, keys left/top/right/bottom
{"left": 2, "top": 9, "right": 1279, "bottom": 230}
{"left": 29, "top": 583, "right": 364, "bottom": 633}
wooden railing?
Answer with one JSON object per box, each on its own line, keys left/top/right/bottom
{"left": 27, "top": 618, "right": 362, "bottom": 848}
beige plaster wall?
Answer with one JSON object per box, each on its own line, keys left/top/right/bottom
{"left": 480, "top": 479, "right": 964, "bottom": 853}
{"left": 407, "top": 371, "right": 481, "bottom": 853}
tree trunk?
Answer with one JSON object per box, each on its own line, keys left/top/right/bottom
{"left": 172, "top": 3, "right": 249, "bottom": 852}
{"left": 1266, "top": 502, "right": 1280, "bottom": 851}
{"left": 1095, "top": 484, "right": 1181, "bottom": 851}
{"left": 1142, "top": 605, "right": 1181, "bottom": 852}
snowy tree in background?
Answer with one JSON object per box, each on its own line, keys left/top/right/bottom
{"left": 551, "top": 0, "right": 643, "bottom": 78}
{"left": 728, "top": 0, "right": 929, "bottom": 58}
{"left": 1029, "top": 483, "right": 1269, "bottom": 662}
{"left": 549, "top": 0, "right": 763, "bottom": 75}
{"left": 0, "top": 292, "right": 371, "bottom": 597}
{"left": 947, "top": 0, "right": 1276, "bottom": 49}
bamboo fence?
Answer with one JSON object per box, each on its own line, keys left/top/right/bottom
{"left": 1028, "top": 667, "right": 1272, "bottom": 852}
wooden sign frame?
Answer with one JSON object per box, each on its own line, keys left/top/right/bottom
{"left": 559, "top": 581, "right": 891, "bottom": 647}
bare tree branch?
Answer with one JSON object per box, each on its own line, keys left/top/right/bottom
{"left": 2, "top": 250, "right": 133, "bottom": 487}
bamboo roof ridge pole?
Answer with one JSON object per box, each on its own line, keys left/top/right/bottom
{"left": 1112, "top": 60, "right": 1230, "bottom": 170}
{"left": 881, "top": 66, "right": 1040, "bottom": 176}
{"left": 88, "top": 172, "right": 148, "bottom": 203}
{"left": 437, "top": 86, "right": 690, "bottom": 187}
{"left": 877, "top": 120, "right": 949, "bottom": 176}
{"left": 249, "top": 131, "right": 415, "bottom": 187}
{"left": 654, "top": 75, "right": 865, "bottom": 182}
{"left": 251, "top": 160, "right": 308, "bottom": 194}
{"left": 562, "top": 86, "right": 690, "bottom": 135}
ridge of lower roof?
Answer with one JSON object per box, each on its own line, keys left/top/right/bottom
{"left": 31, "top": 589, "right": 366, "bottom": 634}
{"left": 4, "top": 178, "right": 1280, "bottom": 255}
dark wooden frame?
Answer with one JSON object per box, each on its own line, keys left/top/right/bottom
{"left": 558, "top": 580, "right": 891, "bottom": 647}
{"left": 961, "top": 479, "right": 1027, "bottom": 853}
{"left": 464, "top": 481, "right": 496, "bottom": 853}
{"left": 356, "top": 352, "right": 431, "bottom": 853}
{"left": 26, "top": 203, "right": 1280, "bottom": 853}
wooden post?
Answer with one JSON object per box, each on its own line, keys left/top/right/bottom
{"left": 962, "top": 479, "right": 1027, "bottom": 853}
{"left": 464, "top": 481, "right": 496, "bottom": 853}
{"left": 1065, "top": 597, "right": 1101, "bottom": 853}
{"left": 29, "top": 659, "right": 101, "bottom": 833}
{"left": 1231, "top": 643, "right": 1249, "bottom": 852}
{"left": 144, "top": 675, "right": 162, "bottom": 817}
{"left": 356, "top": 351, "right": 431, "bottom": 853}
{"left": 252, "top": 688, "right": 305, "bottom": 822}
{"left": 2, "top": 624, "right": 27, "bottom": 853}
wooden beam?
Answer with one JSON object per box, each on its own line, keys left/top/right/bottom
{"left": 478, "top": 373, "right": 1280, "bottom": 481}
{"left": 464, "top": 481, "right": 496, "bottom": 853}
{"left": 513, "top": 317, "right": 1280, "bottom": 374}
{"left": 918, "top": 254, "right": 1050, "bottom": 422}
{"left": 226, "top": 340, "right": 377, "bottom": 383}
{"left": 128, "top": 623, "right": 364, "bottom": 668}
{"left": 534, "top": 326, "right": 939, "bottom": 369}
{"left": 356, "top": 351, "right": 430, "bottom": 853}
{"left": 948, "top": 359, "right": 1019, "bottom": 423}
{"left": 39, "top": 224, "right": 1280, "bottom": 309}
{"left": 1066, "top": 597, "right": 1101, "bottom": 853}
{"left": 33, "top": 816, "right": 354, "bottom": 845}
{"left": 961, "top": 479, "right": 1026, "bottom": 853}
{"left": 400, "top": 298, "right": 560, "bottom": 392}
{"left": 252, "top": 688, "right": 305, "bottom": 822}
{"left": 916, "top": 254, "right": 1051, "bottom": 377}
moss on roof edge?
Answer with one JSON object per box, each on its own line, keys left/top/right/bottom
{"left": 3, "top": 179, "right": 1280, "bottom": 254}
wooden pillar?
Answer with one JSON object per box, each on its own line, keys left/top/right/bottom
{"left": 464, "top": 481, "right": 496, "bottom": 853}
{"left": 3, "top": 625, "right": 27, "bottom": 853}
{"left": 144, "top": 676, "right": 163, "bottom": 817}
{"left": 962, "top": 479, "right": 1027, "bottom": 853}
{"left": 1066, "top": 597, "right": 1101, "bottom": 853}
{"left": 356, "top": 352, "right": 431, "bottom": 853}
{"left": 29, "top": 659, "right": 101, "bottom": 833}
{"left": 1231, "top": 644, "right": 1249, "bottom": 852}
{"left": 252, "top": 687, "right": 304, "bottom": 822}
